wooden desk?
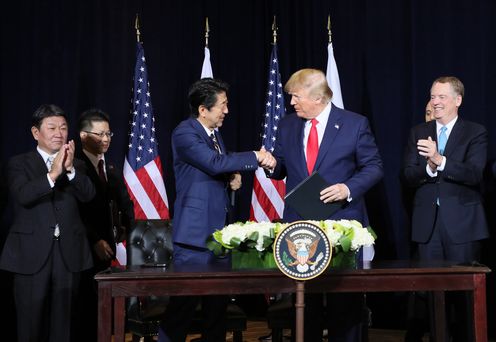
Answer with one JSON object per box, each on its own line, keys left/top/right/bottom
{"left": 95, "top": 260, "right": 490, "bottom": 342}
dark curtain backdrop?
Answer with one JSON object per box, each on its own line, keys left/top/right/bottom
{"left": 1, "top": 0, "right": 496, "bottom": 332}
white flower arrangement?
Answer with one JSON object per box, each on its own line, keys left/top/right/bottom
{"left": 207, "top": 219, "right": 376, "bottom": 258}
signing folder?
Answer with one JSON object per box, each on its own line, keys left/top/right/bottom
{"left": 284, "top": 172, "right": 344, "bottom": 220}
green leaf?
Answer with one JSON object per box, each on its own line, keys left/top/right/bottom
{"left": 206, "top": 239, "right": 225, "bottom": 256}
{"left": 339, "top": 235, "right": 352, "bottom": 252}
{"left": 247, "top": 231, "right": 259, "bottom": 242}
{"left": 333, "top": 222, "right": 347, "bottom": 234}
{"left": 366, "top": 226, "right": 377, "bottom": 240}
{"left": 229, "top": 237, "right": 242, "bottom": 248}
{"left": 262, "top": 235, "right": 274, "bottom": 250}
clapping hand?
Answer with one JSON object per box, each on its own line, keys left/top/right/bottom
{"left": 417, "top": 136, "right": 443, "bottom": 171}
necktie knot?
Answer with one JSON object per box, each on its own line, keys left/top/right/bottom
{"left": 46, "top": 156, "right": 54, "bottom": 170}
{"left": 311, "top": 118, "right": 319, "bottom": 127}
{"left": 438, "top": 126, "right": 448, "bottom": 155}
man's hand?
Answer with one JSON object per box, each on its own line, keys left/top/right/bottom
{"left": 229, "top": 172, "right": 242, "bottom": 191}
{"left": 320, "top": 183, "right": 350, "bottom": 203}
{"left": 256, "top": 148, "right": 277, "bottom": 170}
{"left": 63, "top": 140, "right": 75, "bottom": 172}
{"left": 48, "top": 146, "right": 66, "bottom": 182}
{"left": 94, "top": 239, "right": 114, "bottom": 261}
{"left": 417, "top": 136, "right": 443, "bottom": 168}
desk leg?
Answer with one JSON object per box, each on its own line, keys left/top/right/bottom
{"left": 98, "top": 283, "right": 112, "bottom": 342}
{"left": 433, "top": 291, "right": 446, "bottom": 342}
{"left": 114, "top": 296, "right": 126, "bottom": 342}
{"left": 473, "top": 274, "right": 487, "bottom": 342}
{"left": 295, "top": 281, "right": 305, "bottom": 342}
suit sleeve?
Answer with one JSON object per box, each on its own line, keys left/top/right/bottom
{"left": 268, "top": 121, "right": 288, "bottom": 180}
{"left": 345, "top": 117, "right": 384, "bottom": 200}
{"left": 441, "top": 125, "right": 487, "bottom": 186}
{"left": 402, "top": 127, "right": 433, "bottom": 187}
{"left": 173, "top": 127, "right": 258, "bottom": 175}
{"left": 113, "top": 169, "right": 135, "bottom": 229}
{"left": 67, "top": 158, "right": 96, "bottom": 203}
{"left": 7, "top": 156, "right": 54, "bottom": 207}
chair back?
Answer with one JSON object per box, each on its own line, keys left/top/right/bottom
{"left": 126, "top": 219, "right": 173, "bottom": 332}
{"left": 127, "top": 219, "right": 173, "bottom": 266}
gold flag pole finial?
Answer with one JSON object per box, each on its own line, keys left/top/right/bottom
{"left": 272, "top": 16, "right": 277, "bottom": 44}
{"left": 205, "top": 17, "right": 210, "bottom": 48}
{"left": 135, "top": 14, "right": 141, "bottom": 43}
{"left": 327, "top": 15, "right": 332, "bottom": 44}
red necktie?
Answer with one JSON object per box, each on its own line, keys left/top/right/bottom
{"left": 306, "top": 119, "right": 319, "bottom": 174}
{"left": 98, "top": 159, "right": 107, "bottom": 183}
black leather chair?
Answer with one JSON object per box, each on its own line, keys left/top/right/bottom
{"left": 126, "top": 219, "right": 246, "bottom": 342}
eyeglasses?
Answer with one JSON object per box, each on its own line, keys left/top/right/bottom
{"left": 84, "top": 131, "right": 114, "bottom": 138}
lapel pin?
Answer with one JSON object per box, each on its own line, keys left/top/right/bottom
{"left": 334, "top": 124, "right": 340, "bottom": 129}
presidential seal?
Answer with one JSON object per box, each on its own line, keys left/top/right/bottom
{"left": 273, "top": 221, "right": 332, "bottom": 280}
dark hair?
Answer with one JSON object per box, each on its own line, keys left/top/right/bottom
{"left": 188, "top": 78, "right": 229, "bottom": 117}
{"left": 78, "top": 108, "right": 110, "bottom": 132}
{"left": 31, "top": 104, "right": 67, "bottom": 129}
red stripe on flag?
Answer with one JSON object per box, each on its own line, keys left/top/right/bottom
{"left": 251, "top": 175, "right": 282, "bottom": 221}
{"left": 135, "top": 163, "right": 169, "bottom": 219}
{"left": 124, "top": 180, "right": 148, "bottom": 219}
{"left": 272, "top": 178, "right": 286, "bottom": 199}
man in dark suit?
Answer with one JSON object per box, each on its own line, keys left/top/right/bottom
{"left": 158, "top": 78, "right": 275, "bottom": 342}
{"left": 269, "top": 68, "right": 383, "bottom": 341}
{"left": 0, "top": 104, "right": 95, "bottom": 342}
{"left": 76, "top": 108, "right": 135, "bottom": 342}
{"left": 403, "top": 76, "right": 488, "bottom": 341}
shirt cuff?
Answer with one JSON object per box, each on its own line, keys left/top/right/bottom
{"left": 46, "top": 173, "right": 55, "bottom": 188}
{"left": 66, "top": 168, "right": 76, "bottom": 181}
{"left": 344, "top": 184, "right": 352, "bottom": 202}
{"left": 426, "top": 164, "right": 438, "bottom": 177}
{"left": 437, "top": 156, "right": 446, "bottom": 171}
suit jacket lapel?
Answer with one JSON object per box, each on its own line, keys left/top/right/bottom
{"left": 191, "top": 119, "right": 218, "bottom": 152}
{"left": 443, "top": 119, "right": 463, "bottom": 157}
{"left": 294, "top": 118, "right": 308, "bottom": 175}
{"left": 215, "top": 130, "right": 226, "bottom": 154}
{"left": 29, "top": 150, "right": 49, "bottom": 176}
{"left": 314, "top": 105, "right": 342, "bottom": 172}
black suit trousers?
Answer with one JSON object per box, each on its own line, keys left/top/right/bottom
{"left": 417, "top": 209, "right": 480, "bottom": 342}
{"left": 14, "top": 240, "right": 79, "bottom": 342}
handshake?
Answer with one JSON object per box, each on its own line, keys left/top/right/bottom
{"left": 255, "top": 148, "right": 277, "bottom": 170}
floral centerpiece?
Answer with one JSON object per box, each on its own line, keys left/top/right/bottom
{"left": 206, "top": 220, "right": 376, "bottom": 269}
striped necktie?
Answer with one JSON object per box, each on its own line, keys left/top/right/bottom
{"left": 210, "top": 133, "right": 222, "bottom": 154}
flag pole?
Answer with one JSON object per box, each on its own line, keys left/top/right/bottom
{"left": 272, "top": 16, "right": 277, "bottom": 44}
{"left": 135, "top": 14, "right": 141, "bottom": 43}
{"left": 205, "top": 17, "right": 210, "bottom": 48}
{"left": 327, "top": 14, "right": 332, "bottom": 44}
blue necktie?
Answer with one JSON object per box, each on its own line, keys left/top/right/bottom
{"left": 438, "top": 126, "right": 447, "bottom": 155}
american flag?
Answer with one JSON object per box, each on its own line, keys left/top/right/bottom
{"left": 124, "top": 42, "right": 170, "bottom": 221}
{"left": 250, "top": 44, "right": 286, "bottom": 222}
